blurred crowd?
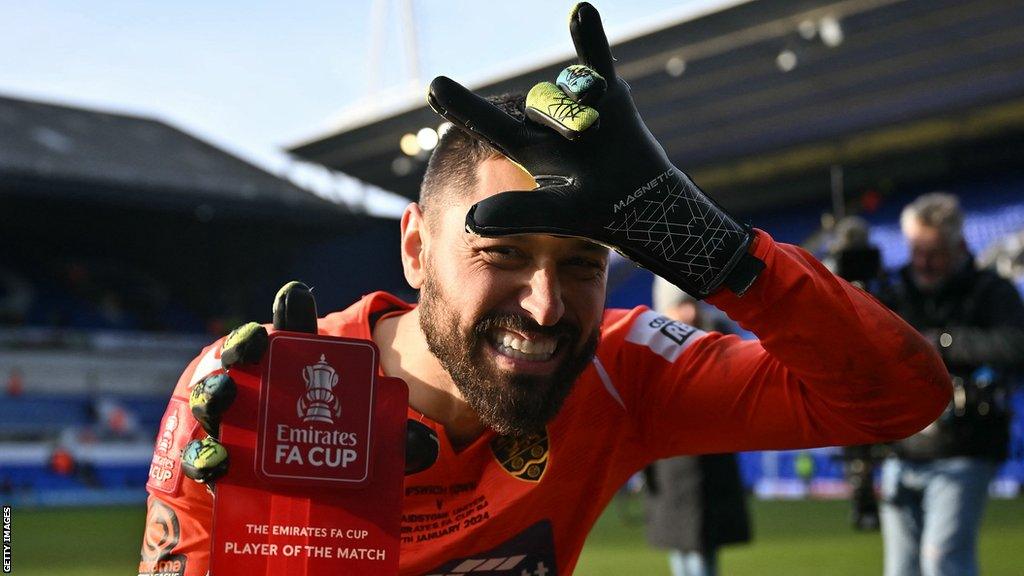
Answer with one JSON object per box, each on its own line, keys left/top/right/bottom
{"left": 0, "top": 257, "right": 240, "bottom": 336}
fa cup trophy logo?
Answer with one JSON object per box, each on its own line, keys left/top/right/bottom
{"left": 297, "top": 354, "right": 341, "bottom": 424}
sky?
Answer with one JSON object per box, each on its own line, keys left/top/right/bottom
{"left": 0, "top": 0, "right": 740, "bottom": 216}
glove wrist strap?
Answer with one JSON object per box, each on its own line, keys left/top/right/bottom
{"left": 722, "top": 248, "right": 765, "bottom": 296}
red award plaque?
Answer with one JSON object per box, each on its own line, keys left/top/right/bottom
{"left": 210, "top": 331, "right": 406, "bottom": 575}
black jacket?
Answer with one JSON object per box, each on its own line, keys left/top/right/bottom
{"left": 885, "top": 260, "right": 1024, "bottom": 461}
{"left": 644, "top": 454, "right": 751, "bottom": 551}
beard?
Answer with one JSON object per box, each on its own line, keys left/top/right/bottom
{"left": 418, "top": 268, "right": 599, "bottom": 438}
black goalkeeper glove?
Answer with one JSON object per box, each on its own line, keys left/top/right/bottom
{"left": 427, "top": 2, "right": 763, "bottom": 298}
{"left": 181, "top": 282, "right": 438, "bottom": 486}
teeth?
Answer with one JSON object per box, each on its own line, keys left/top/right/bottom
{"left": 492, "top": 329, "right": 557, "bottom": 361}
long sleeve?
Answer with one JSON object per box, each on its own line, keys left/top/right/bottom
{"left": 603, "top": 230, "right": 951, "bottom": 461}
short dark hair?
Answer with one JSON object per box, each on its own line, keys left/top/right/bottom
{"left": 419, "top": 92, "right": 526, "bottom": 224}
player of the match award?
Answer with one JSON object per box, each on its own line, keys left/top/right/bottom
{"left": 209, "top": 331, "right": 407, "bottom": 575}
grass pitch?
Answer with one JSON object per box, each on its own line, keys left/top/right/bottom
{"left": 7, "top": 498, "right": 1024, "bottom": 575}
{"left": 577, "top": 497, "right": 1024, "bottom": 575}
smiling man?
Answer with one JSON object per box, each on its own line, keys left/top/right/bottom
{"left": 139, "top": 5, "right": 951, "bottom": 576}
{"left": 398, "top": 147, "right": 606, "bottom": 444}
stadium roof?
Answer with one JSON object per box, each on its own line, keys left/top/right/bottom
{"left": 0, "top": 93, "right": 350, "bottom": 221}
{"left": 289, "top": 0, "right": 1024, "bottom": 213}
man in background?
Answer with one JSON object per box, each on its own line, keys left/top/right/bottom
{"left": 880, "top": 192, "right": 1024, "bottom": 576}
{"left": 644, "top": 277, "right": 751, "bottom": 576}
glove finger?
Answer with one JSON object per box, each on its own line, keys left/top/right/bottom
{"left": 466, "top": 184, "right": 585, "bottom": 238}
{"left": 428, "top": 76, "right": 529, "bottom": 156}
{"left": 220, "top": 321, "right": 268, "bottom": 369}
{"left": 569, "top": 2, "right": 617, "bottom": 82}
{"left": 556, "top": 65, "right": 607, "bottom": 105}
{"left": 526, "top": 82, "right": 599, "bottom": 141}
{"left": 189, "top": 373, "right": 238, "bottom": 438}
{"left": 182, "top": 437, "right": 229, "bottom": 484}
{"left": 405, "top": 419, "right": 439, "bottom": 476}
{"left": 273, "top": 281, "right": 318, "bottom": 334}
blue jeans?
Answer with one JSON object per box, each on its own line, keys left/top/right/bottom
{"left": 880, "top": 457, "right": 997, "bottom": 576}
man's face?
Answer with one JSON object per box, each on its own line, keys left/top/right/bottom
{"left": 903, "top": 219, "right": 962, "bottom": 290}
{"left": 417, "top": 157, "right": 608, "bottom": 436}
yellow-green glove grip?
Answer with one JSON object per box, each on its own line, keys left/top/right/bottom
{"left": 526, "top": 81, "right": 599, "bottom": 140}
{"left": 556, "top": 64, "right": 606, "bottom": 104}
{"left": 181, "top": 437, "right": 229, "bottom": 484}
{"left": 189, "top": 373, "right": 237, "bottom": 437}
{"left": 220, "top": 321, "right": 268, "bottom": 368}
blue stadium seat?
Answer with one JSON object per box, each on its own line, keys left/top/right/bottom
{"left": 0, "top": 395, "right": 92, "bottom": 435}
{"left": 93, "top": 464, "right": 149, "bottom": 488}
{"left": 117, "top": 396, "right": 171, "bottom": 431}
{"left": 0, "top": 464, "right": 84, "bottom": 490}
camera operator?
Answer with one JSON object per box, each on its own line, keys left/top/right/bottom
{"left": 826, "top": 216, "right": 889, "bottom": 532}
{"left": 879, "top": 192, "right": 1024, "bottom": 576}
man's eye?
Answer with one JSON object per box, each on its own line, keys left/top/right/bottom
{"left": 566, "top": 257, "right": 604, "bottom": 270}
{"left": 565, "top": 258, "right": 606, "bottom": 279}
{"left": 482, "top": 247, "right": 524, "bottom": 260}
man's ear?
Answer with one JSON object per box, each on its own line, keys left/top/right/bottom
{"left": 400, "top": 203, "right": 427, "bottom": 289}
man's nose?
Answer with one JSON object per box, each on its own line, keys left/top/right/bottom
{"left": 520, "top": 266, "right": 565, "bottom": 327}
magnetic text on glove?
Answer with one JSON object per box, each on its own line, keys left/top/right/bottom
{"left": 612, "top": 169, "right": 674, "bottom": 213}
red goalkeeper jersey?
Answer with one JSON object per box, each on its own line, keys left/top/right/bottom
{"left": 139, "top": 231, "right": 948, "bottom": 576}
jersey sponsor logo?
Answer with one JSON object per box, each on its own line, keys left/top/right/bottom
{"left": 625, "top": 310, "right": 706, "bottom": 362}
{"left": 490, "top": 430, "right": 549, "bottom": 482}
{"left": 147, "top": 398, "right": 198, "bottom": 495}
{"left": 424, "top": 520, "right": 557, "bottom": 576}
{"left": 138, "top": 498, "right": 187, "bottom": 576}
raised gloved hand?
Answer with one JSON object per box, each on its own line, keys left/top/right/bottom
{"left": 181, "top": 282, "right": 438, "bottom": 486}
{"left": 181, "top": 281, "right": 315, "bottom": 485}
{"left": 427, "top": 2, "right": 763, "bottom": 298}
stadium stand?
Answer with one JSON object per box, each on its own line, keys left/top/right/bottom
{"left": 0, "top": 93, "right": 400, "bottom": 507}
{"left": 4, "top": 0, "right": 1024, "bottom": 507}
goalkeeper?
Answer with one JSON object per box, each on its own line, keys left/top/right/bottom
{"left": 139, "top": 4, "right": 950, "bottom": 575}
